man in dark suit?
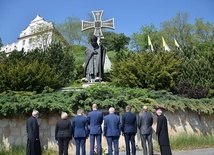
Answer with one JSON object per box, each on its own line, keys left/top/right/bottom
{"left": 72, "top": 109, "right": 89, "bottom": 155}
{"left": 87, "top": 104, "right": 103, "bottom": 155}
{"left": 138, "top": 106, "right": 154, "bottom": 155}
{"left": 26, "top": 110, "right": 41, "bottom": 155}
{"left": 121, "top": 105, "right": 137, "bottom": 155}
{"left": 104, "top": 107, "right": 121, "bottom": 155}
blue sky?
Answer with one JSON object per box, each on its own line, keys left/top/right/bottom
{"left": 0, "top": 0, "right": 213, "bottom": 45}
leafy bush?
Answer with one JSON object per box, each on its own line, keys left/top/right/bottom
{"left": 1, "top": 85, "right": 213, "bottom": 118}
{"left": 0, "top": 43, "right": 75, "bottom": 93}
{"left": 176, "top": 49, "right": 213, "bottom": 98}
{"left": 110, "top": 51, "right": 181, "bottom": 92}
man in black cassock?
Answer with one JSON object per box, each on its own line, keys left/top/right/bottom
{"left": 26, "top": 110, "right": 41, "bottom": 155}
{"left": 156, "top": 109, "right": 172, "bottom": 155}
{"left": 82, "top": 35, "right": 106, "bottom": 83}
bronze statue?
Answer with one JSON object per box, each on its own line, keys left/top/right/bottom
{"left": 81, "top": 10, "right": 114, "bottom": 83}
{"left": 82, "top": 35, "right": 106, "bottom": 83}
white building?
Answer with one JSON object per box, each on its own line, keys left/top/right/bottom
{"left": 0, "top": 15, "right": 68, "bottom": 56}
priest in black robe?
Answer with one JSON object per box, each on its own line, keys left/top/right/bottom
{"left": 156, "top": 109, "right": 172, "bottom": 155}
{"left": 26, "top": 110, "right": 41, "bottom": 155}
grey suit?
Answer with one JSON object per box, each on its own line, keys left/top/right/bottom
{"left": 138, "top": 111, "right": 153, "bottom": 155}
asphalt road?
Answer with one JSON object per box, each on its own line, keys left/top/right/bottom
{"left": 132, "top": 148, "right": 214, "bottom": 155}
{"left": 84, "top": 148, "right": 214, "bottom": 155}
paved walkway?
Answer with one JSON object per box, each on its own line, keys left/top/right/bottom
{"left": 171, "top": 148, "right": 214, "bottom": 155}
{"left": 84, "top": 148, "right": 214, "bottom": 155}
{"left": 132, "top": 148, "right": 214, "bottom": 155}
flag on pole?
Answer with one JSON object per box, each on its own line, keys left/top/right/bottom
{"left": 174, "top": 38, "right": 181, "bottom": 50}
{"left": 162, "top": 36, "right": 170, "bottom": 51}
{"left": 148, "top": 35, "right": 154, "bottom": 51}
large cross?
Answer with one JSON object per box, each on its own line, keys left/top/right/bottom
{"left": 82, "top": 10, "right": 114, "bottom": 38}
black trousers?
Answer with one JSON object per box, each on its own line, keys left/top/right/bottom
{"left": 57, "top": 137, "right": 70, "bottom": 155}
{"left": 124, "top": 133, "right": 136, "bottom": 155}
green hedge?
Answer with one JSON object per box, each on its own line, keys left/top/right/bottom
{"left": 0, "top": 85, "right": 214, "bottom": 118}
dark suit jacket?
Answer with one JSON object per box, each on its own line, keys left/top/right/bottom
{"left": 138, "top": 111, "right": 153, "bottom": 134}
{"left": 87, "top": 110, "right": 103, "bottom": 134}
{"left": 104, "top": 113, "right": 121, "bottom": 137}
{"left": 121, "top": 112, "right": 137, "bottom": 134}
{"left": 72, "top": 115, "right": 88, "bottom": 138}
{"left": 55, "top": 119, "right": 72, "bottom": 140}
{"left": 26, "top": 116, "right": 39, "bottom": 139}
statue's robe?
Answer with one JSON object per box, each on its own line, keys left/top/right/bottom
{"left": 84, "top": 45, "right": 106, "bottom": 82}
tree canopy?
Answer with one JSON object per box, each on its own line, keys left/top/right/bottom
{"left": 0, "top": 43, "right": 75, "bottom": 93}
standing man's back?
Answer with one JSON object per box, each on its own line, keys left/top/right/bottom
{"left": 104, "top": 107, "right": 121, "bottom": 155}
{"left": 121, "top": 105, "right": 137, "bottom": 155}
{"left": 138, "top": 106, "right": 154, "bottom": 155}
{"left": 87, "top": 104, "right": 103, "bottom": 155}
{"left": 72, "top": 109, "right": 88, "bottom": 155}
{"left": 26, "top": 110, "right": 41, "bottom": 155}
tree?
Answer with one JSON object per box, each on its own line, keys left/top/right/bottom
{"left": 42, "top": 43, "right": 76, "bottom": 85}
{"left": 29, "top": 22, "right": 54, "bottom": 50}
{"left": 110, "top": 51, "right": 181, "bottom": 91}
{"left": 129, "top": 32, "right": 142, "bottom": 52}
{"left": 0, "top": 43, "right": 76, "bottom": 92}
{"left": 0, "top": 37, "right": 3, "bottom": 48}
{"left": 129, "top": 24, "right": 159, "bottom": 52}
{"left": 176, "top": 50, "right": 213, "bottom": 98}
{"left": 193, "top": 18, "right": 214, "bottom": 51}
{"left": 102, "top": 31, "right": 130, "bottom": 52}
{"left": 56, "top": 16, "right": 87, "bottom": 45}
{"left": 160, "top": 12, "right": 193, "bottom": 49}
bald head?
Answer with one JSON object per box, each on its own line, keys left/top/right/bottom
{"left": 109, "top": 107, "right": 115, "bottom": 114}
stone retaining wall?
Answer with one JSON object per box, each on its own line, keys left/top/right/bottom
{"left": 0, "top": 110, "right": 213, "bottom": 154}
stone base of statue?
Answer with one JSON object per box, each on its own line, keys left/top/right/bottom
{"left": 82, "top": 82, "right": 95, "bottom": 88}
{"left": 81, "top": 77, "right": 102, "bottom": 88}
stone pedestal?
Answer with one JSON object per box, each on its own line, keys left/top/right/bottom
{"left": 82, "top": 82, "right": 100, "bottom": 88}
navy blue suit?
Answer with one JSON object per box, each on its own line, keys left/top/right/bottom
{"left": 87, "top": 110, "right": 103, "bottom": 155}
{"left": 72, "top": 115, "right": 89, "bottom": 155}
{"left": 121, "top": 112, "right": 137, "bottom": 155}
{"left": 104, "top": 113, "right": 121, "bottom": 155}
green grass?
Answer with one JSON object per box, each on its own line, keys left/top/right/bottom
{"left": 0, "top": 146, "right": 57, "bottom": 155}
{"left": 0, "top": 146, "right": 25, "bottom": 155}
{"left": 170, "top": 133, "right": 214, "bottom": 150}
{"left": 1, "top": 134, "right": 213, "bottom": 154}
{"left": 73, "top": 49, "right": 84, "bottom": 66}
